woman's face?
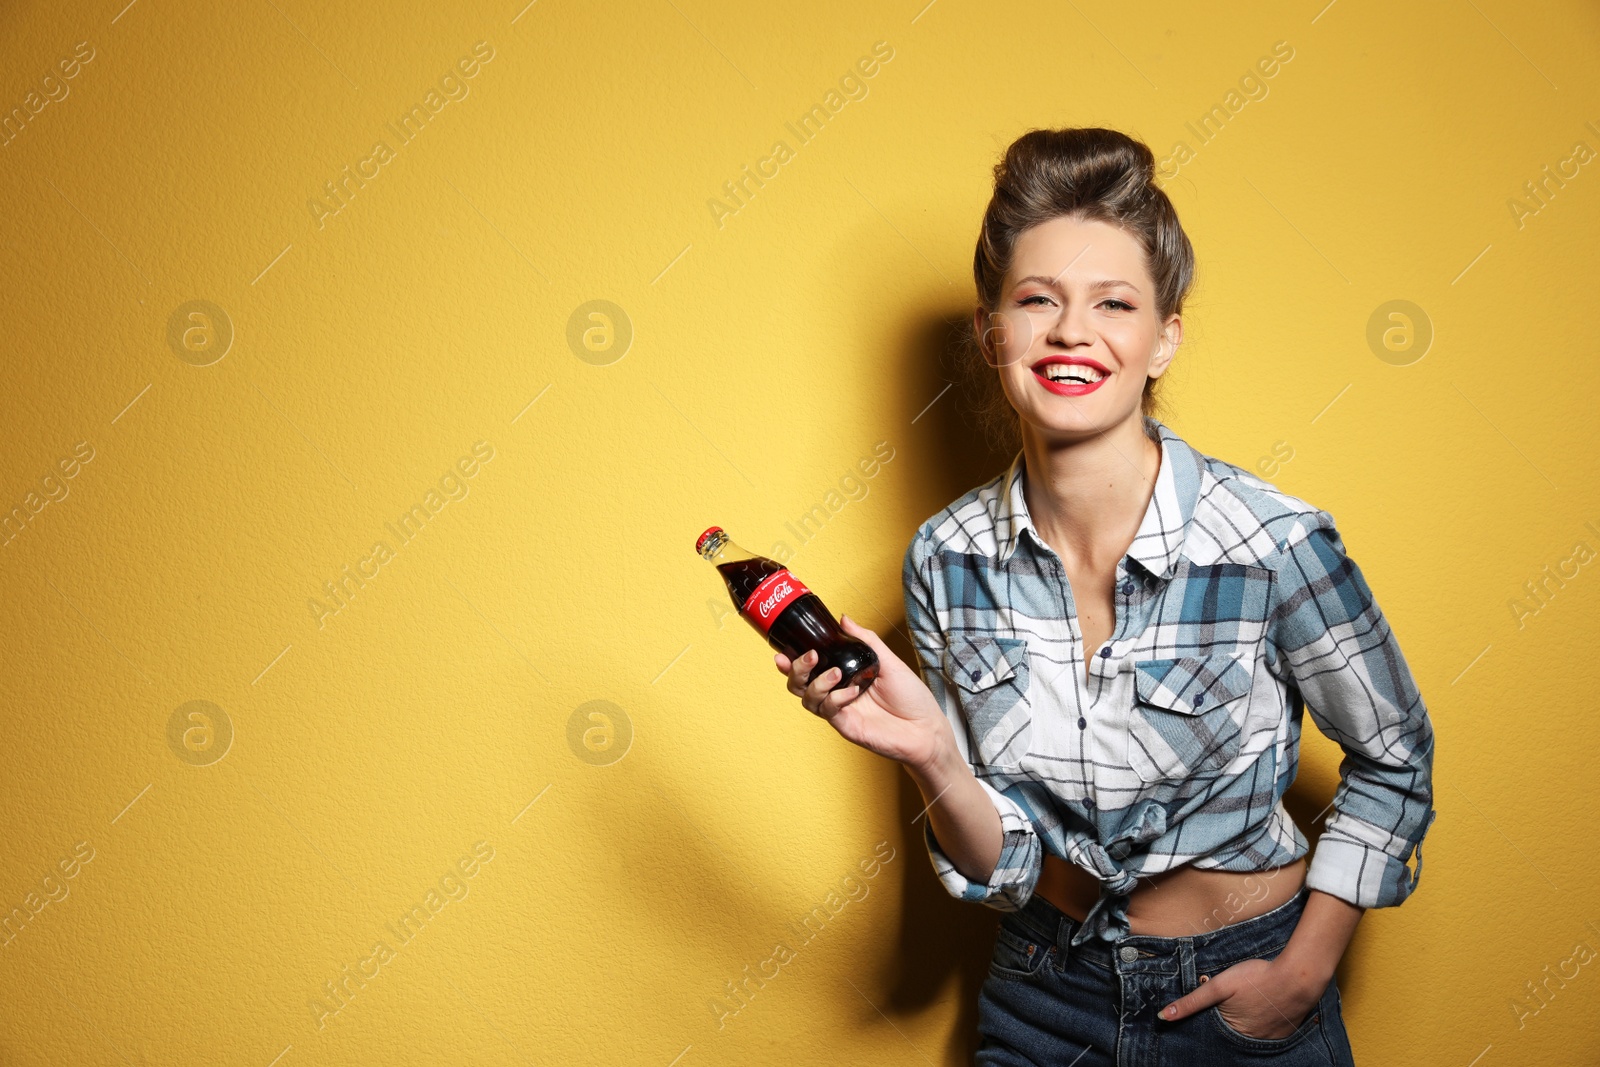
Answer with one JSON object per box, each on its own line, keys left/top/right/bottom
{"left": 976, "top": 215, "right": 1180, "bottom": 442}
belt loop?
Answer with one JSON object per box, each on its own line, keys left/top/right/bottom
{"left": 1054, "top": 915, "right": 1075, "bottom": 973}
{"left": 1178, "top": 937, "right": 1197, "bottom": 992}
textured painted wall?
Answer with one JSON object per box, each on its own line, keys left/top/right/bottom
{"left": 2, "top": 1, "right": 1598, "bottom": 1064}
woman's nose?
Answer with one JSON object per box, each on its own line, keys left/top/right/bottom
{"left": 1046, "top": 304, "right": 1094, "bottom": 346}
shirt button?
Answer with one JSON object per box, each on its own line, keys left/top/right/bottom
{"left": 1084, "top": 797, "right": 1095, "bottom": 809}
{"left": 970, "top": 669, "right": 981, "bottom": 682}
{"left": 1193, "top": 693, "right": 1205, "bottom": 708}
{"left": 1120, "top": 581, "right": 1134, "bottom": 595}
{"left": 1077, "top": 717, "right": 1087, "bottom": 729}
{"left": 1099, "top": 646, "right": 1111, "bottom": 659}
{"left": 1120, "top": 946, "right": 1139, "bottom": 962}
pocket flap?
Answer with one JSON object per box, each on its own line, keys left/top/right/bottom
{"left": 944, "top": 634, "right": 1026, "bottom": 693}
{"left": 1133, "top": 653, "right": 1253, "bottom": 713}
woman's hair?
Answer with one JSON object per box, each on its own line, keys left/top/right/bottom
{"left": 960, "top": 127, "right": 1196, "bottom": 451}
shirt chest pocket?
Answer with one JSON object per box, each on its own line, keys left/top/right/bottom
{"left": 1126, "top": 653, "right": 1254, "bottom": 785}
{"left": 943, "top": 634, "right": 1032, "bottom": 771}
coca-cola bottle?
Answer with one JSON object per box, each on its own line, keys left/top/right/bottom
{"left": 696, "top": 526, "right": 879, "bottom": 693}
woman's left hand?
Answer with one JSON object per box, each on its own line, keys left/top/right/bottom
{"left": 1158, "top": 957, "right": 1322, "bottom": 1040}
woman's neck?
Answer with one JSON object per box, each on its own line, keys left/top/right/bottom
{"left": 1019, "top": 415, "right": 1162, "bottom": 570}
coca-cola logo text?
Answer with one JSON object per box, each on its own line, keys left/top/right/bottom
{"left": 741, "top": 569, "right": 810, "bottom": 635}
{"left": 757, "top": 580, "right": 792, "bottom": 619}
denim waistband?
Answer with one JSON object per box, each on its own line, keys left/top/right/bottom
{"left": 1007, "top": 882, "right": 1312, "bottom": 973}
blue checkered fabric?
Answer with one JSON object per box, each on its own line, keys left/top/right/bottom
{"left": 902, "top": 417, "right": 1437, "bottom": 947}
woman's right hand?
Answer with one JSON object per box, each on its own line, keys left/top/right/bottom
{"left": 774, "top": 614, "right": 953, "bottom": 771}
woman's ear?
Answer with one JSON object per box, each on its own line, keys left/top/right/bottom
{"left": 1148, "top": 319, "right": 1181, "bottom": 379}
{"left": 974, "top": 307, "right": 1008, "bottom": 369}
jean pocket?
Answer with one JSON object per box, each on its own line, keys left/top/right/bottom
{"left": 944, "top": 634, "right": 1032, "bottom": 770}
{"left": 1126, "top": 652, "right": 1252, "bottom": 784}
{"left": 988, "top": 923, "right": 1048, "bottom": 981}
{"left": 1205, "top": 977, "right": 1331, "bottom": 1054}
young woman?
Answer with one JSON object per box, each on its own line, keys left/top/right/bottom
{"left": 774, "top": 127, "right": 1436, "bottom": 1064}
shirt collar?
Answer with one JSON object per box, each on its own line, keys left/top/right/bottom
{"left": 991, "top": 416, "right": 1202, "bottom": 579}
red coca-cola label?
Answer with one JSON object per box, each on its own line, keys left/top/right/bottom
{"left": 741, "top": 568, "right": 810, "bottom": 634}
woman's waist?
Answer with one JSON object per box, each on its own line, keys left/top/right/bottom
{"left": 1035, "top": 850, "right": 1307, "bottom": 937}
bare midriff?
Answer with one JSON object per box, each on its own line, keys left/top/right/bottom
{"left": 1025, "top": 459, "right": 1310, "bottom": 938}
{"left": 1035, "top": 851, "right": 1307, "bottom": 937}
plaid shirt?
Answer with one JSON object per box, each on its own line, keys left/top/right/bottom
{"left": 902, "top": 417, "right": 1437, "bottom": 947}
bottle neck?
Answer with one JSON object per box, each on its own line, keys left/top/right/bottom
{"left": 699, "top": 530, "right": 751, "bottom": 563}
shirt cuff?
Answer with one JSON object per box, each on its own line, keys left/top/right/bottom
{"left": 1304, "top": 808, "right": 1436, "bottom": 909}
{"left": 922, "top": 779, "right": 1042, "bottom": 911}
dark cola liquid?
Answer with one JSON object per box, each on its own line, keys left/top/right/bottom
{"left": 716, "top": 556, "right": 879, "bottom": 693}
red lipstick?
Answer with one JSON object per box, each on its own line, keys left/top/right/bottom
{"left": 1030, "top": 356, "right": 1111, "bottom": 397}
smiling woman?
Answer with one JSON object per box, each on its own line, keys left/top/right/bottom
{"left": 977, "top": 212, "right": 1181, "bottom": 445}
{"left": 958, "top": 142, "right": 1193, "bottom": 457}
{"left": 773, "top": 126, "right": 1433, "bottom": 1067}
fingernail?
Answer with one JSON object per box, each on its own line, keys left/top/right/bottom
{"left": 1163, "top": 1005, "right": 1176, "bottom": 1018}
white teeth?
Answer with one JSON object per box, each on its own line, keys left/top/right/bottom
{"left": 1042, "top": 363, "right": 1106, "bottom": 384}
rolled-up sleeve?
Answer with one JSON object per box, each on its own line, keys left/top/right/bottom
{"left": 1268, "top": 511, "right": 1437, "bottom": 911}
{"left": 902, "top": 529, "right": 1043, "bottom": 911}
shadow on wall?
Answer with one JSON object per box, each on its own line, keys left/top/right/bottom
{"left": 895, "top": 310, "right": 1018, "bottom": 529}
{"left": 873, "top": 310, "right": 1018, "bottom": 1064}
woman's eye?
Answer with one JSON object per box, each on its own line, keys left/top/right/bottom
{"left": 1017, "top": 295, "right": 1133, "bottom": 310}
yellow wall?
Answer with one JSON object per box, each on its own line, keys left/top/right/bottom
{"left": 2, "top": 1, "right": 1598, "bottom": 1063}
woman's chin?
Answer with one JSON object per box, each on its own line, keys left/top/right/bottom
{"left": 1019, "top": 404, "right": 1140, "bottom": 441}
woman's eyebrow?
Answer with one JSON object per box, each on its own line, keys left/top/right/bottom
{"left": 1014, "top": 275, "right": 1142, "bottom": 293}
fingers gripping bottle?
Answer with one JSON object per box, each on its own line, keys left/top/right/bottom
{"left": 696, "top": 526, "right": 879, "bottom": 693}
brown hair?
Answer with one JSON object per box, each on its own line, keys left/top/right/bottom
{"left": 960, "top": 127, "right": 1196, "bottom": 452}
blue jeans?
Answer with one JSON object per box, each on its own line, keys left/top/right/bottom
{"left": 975, "top": 883, "right": 1357, "bottom": 1066}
